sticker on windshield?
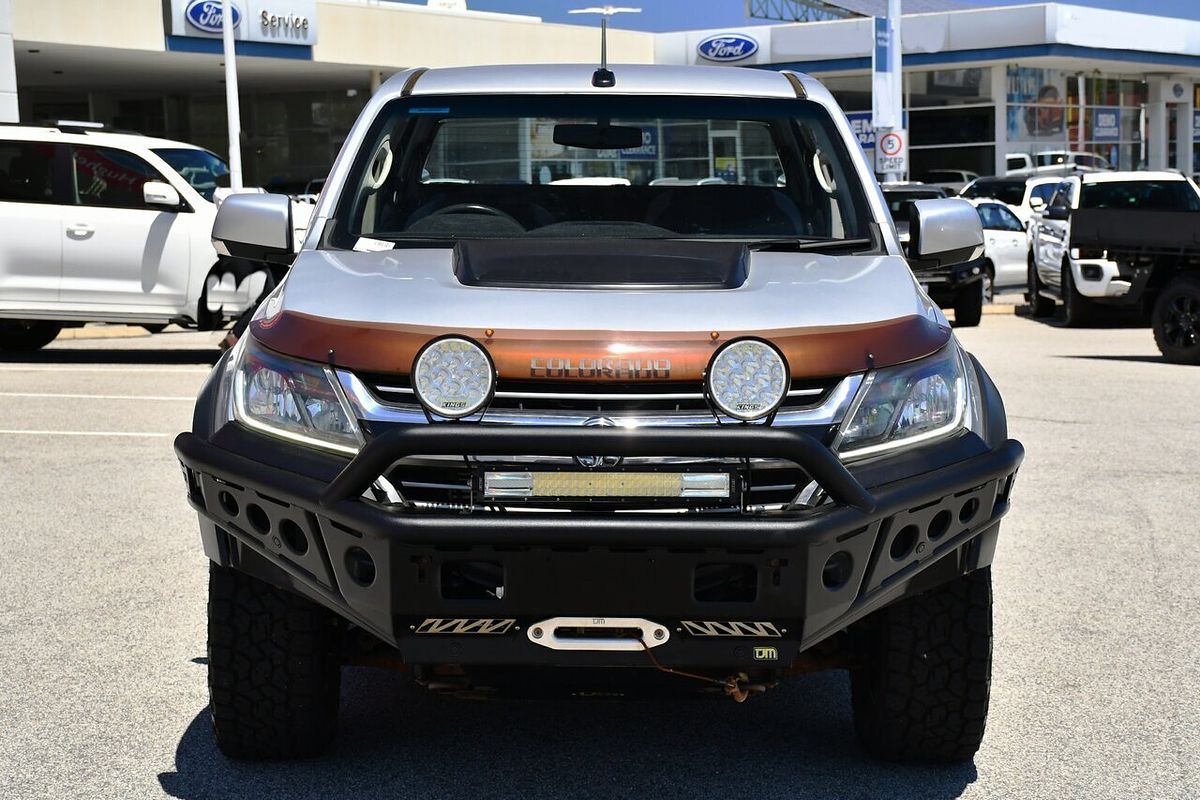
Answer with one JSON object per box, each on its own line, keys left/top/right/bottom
{"left": 353, "top": 237, "right": 395, "bottom": 253}
{"left": 408, "top": 107, "right": 450, "bottom": 115}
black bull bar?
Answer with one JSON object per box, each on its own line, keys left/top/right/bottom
{"left": 175, "top": 424, "right": 1024, "bottom": 549}
{"left": 175, "top": 424, "right": 1023, "bottom": 656}
{"left": 323, "top": 425, "right": 875, "bottom": 510}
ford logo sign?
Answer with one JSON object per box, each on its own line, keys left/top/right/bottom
{"left": 697, "top": 34, "right": 759, "bottom": 62}
{"left": 186, "top": 0, "right": 241, "bottom": 34}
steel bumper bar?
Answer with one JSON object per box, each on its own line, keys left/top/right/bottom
{"left": 175, "top": 426, "right": 1023, "bottom": 661}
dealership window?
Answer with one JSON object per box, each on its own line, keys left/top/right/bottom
{"left": 1006, "top": 68, "right": 1146, "bottom": 171}
{"left": 906, "top": 68, "right": 995, "bottom": 178}
{"left": 823, "top": 74, "right": 872, "bottom": 113}
{"left": 1194, "top": 85, "right": 1200, "bottom": 175}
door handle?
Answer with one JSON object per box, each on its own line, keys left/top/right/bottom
{"left": 66, "top": 224, "right": 94, "bottom": 239}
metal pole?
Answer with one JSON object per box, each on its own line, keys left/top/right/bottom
{"left": 222, "top": 0, "right": 244, "bottom": 191}
{"left": 884, "top": 0, "right": 902, "bottom": 182}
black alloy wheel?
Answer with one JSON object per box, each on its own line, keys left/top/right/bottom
{"left": 1152, "top": 276, "right": 1200, "bottom": 365}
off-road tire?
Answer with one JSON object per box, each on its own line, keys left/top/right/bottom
{"left": 1152, "top": 274, "right": 1200, "bottom": 365}
{"left": 952, "top": 282, "right": 984, "bottom": 328}
{"left": 1026, "top": 256, "right": 1054, "bottom": 318}
{"left": 0, "top": 320, "right": 62, "bottom": 351}
{"left": 850, "top": 567, "right": 993, "bottom": 763}
{"left": 1061, "top": 262, "right": 1094, "bottom": 328}
{"left": 208, "top": 562, "right": 341, "bottom": 759}
{"left": 981, "top": 261, "right": 995, "bottom": 304}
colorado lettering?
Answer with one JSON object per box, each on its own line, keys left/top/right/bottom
{"left": 530, "top": 357, "right": 672, "bottom": 379}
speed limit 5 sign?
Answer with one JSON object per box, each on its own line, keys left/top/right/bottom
{"left": 874, "top": 128, "right": 907, "bottom": 173}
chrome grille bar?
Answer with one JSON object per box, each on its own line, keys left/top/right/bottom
{"left": 339, "top": 371, "right": 862, "bottom": 429}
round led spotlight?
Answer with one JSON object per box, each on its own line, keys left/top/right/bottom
{"left": 706, "top": 338, "right": 789, "bottom": 421}
{"left": 412, "top": 336, "right": 495, "bottom": 418}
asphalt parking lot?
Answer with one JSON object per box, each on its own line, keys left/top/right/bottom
{"left": 0, "top": 310, "right": 1197, "bottom": 800}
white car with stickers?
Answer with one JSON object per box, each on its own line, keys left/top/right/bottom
{"left": 0, "top": 123, "right": 269, "bottom": 350}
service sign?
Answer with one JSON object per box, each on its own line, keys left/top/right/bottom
{"left": 166, "top": 0, "right": 318, "bottom": 46}
{"left": 875, "top": 128, "right": 907, "bottom": 174}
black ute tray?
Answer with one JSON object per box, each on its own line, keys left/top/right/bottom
{"left": 1071, "top": 208, "right": 1200, "bottom": 253}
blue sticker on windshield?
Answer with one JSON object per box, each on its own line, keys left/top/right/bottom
{"left": 409, "top": 107, "right": 450, "bottom": 115}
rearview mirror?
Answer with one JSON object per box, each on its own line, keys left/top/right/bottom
{"left": 212, "top": 193, "right": 294, "bottom": 264}
{"left": 908, "top": 198, "right": 984, "bottom": 268}
{"left": 144, "top": 181, "right": 181, "bottom": 208}
{"left": 553, "top": 123, "right": 644, "bottom": 151}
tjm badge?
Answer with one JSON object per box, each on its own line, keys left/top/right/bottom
{"left": 753, "top": 646, "right": 779, "bottom": 661}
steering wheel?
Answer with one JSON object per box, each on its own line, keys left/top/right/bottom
{"left": 428, "top": 203, "right": 523, "bottom": 229}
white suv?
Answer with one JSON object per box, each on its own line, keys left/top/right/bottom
{"left": 0, "top": 123, "right": 266, "bottom": 350}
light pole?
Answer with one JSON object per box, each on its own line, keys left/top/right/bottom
{"left": 222, "top": 0, "right": 244, "bottom": 191}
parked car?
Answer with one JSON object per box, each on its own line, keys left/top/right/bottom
{"left": 915, "top": 168, "right": 980, "bottom": 193}
{"left": 1028, "top": 170, "right": 1200, "bottom": 342}
{"left": 963, "top": 198, "right": 1030, "bottom": 299}
{"left": 960, "top": 175, "right": 1060, "bottom": 227}
{"left": 882, "top": 182, "right": 987, "bottom": 325}
{"left": 0, "top": 122, "right": 268, "bottom": 350}
{"left": 174, "top": 63, "right": 1023, "bottom": 763}
{"left": 1006, "top": 151, "right": 1111, "bottom": 177}
{"left": 880, "top": 181, "right": 949, "bottom": 234}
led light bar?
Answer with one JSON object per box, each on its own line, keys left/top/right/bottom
{"left": 483, "top": 471, "right": 730, "bottom": 499}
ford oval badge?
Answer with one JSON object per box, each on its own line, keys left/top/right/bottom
{"left": 186, "top": 0, "right": 241, "bottom": 34}
{"left": 697, "top": 34, "right": 759, "bottom": 63}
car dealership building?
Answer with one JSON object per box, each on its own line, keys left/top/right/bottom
{"left": 3, "top": 0, "right": 1200, "bottom": 186}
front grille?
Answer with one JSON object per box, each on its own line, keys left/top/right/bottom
{"left": 361, "top": 374, "right": 837, "bottom": 415}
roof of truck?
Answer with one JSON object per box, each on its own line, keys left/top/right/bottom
{"left": 384, "top": 64, "right": 815, "bottom": 101}
{"left": 1079, "top": 170, "right": 1188, "bottom": 183}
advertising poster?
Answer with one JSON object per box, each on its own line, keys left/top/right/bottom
{"left": 1007, "top": 66, "right": 1067, "bottom": 142}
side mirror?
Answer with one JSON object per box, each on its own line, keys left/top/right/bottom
{"left": 1045, "top": 204, "right": 1070, "bottom": 221}
{"left": 1028, "top": 196, "right": 1046, "bottom": 212}
{"left": 212, "top": 193, "right": 294, "bottom": 264}
{"left": 908, "top": 198, "right": 984, "bottom": 268}
{"left": 144, "top": 181, "right": 181, "bottom": 208}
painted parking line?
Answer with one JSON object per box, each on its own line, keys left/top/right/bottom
{"left": 0, "top": 365, "right": 210, "bottom": 374}
{"left": 0, "top": 429, "right": 171, "bottom": 438}
{"left": 0, "top": 392, "right": 194, "bottom": 401}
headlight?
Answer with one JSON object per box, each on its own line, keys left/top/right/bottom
{"left": 412, "top": 336, "right": 495, "bottom": 418}
{"left": 231, "top": 336, "right": 362, "bottom": 454}
{"left": 834, "top": 342, "right": 975, "bottom": 460}
{"left": 705, "top": 338, "right": 789, "bottom": 421}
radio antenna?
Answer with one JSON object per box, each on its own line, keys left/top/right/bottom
{"left": 568, "top": 6, "right": 642, "bottom": 87}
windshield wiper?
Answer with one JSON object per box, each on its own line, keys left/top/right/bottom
{"left": 745, "top": 237, "right": 875, "bottom": 253}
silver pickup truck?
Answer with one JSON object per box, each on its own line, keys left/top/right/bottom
{"left": 174, "top": 63, "right": 1024, "bottom": 763}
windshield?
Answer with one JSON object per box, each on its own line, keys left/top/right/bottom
{"left": 961, "top": 179, "right": 1025, "bottom": 206}
{"left": 1080, "top": 180, "right": 1200, "bottom": 211}
{"left": 152, "top": 148, "right": 229, "bottom": 202}
{"left": 333, "top": 95, "right": 872, "bottom": 247}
